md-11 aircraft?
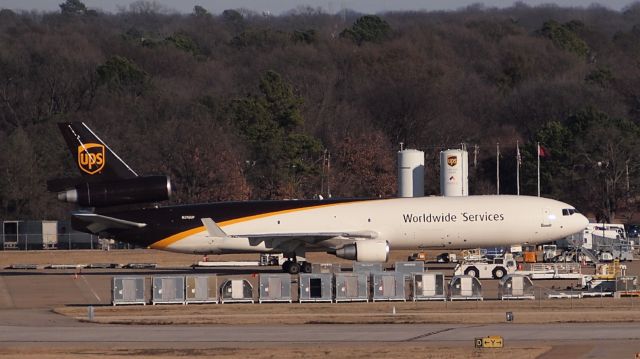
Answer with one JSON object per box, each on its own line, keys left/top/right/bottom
{"left": 50, "top": 122, "right": 588, "bottom": 274}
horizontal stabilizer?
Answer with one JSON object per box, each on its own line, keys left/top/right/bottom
{"left": 72, "top": 212, "right": 146, "bottom": 234}
{"left": 47, "top": 177, "right": 86, "bottom": 192}
{"left": 201, "top": 218, "right": 228, "bottom": 238}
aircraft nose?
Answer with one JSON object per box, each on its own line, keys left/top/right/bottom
{"left": 575, "top": 213, "right": 588, "bottom": 232}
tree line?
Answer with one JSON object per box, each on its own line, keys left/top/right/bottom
{"left": 0, "top": 0, "right": 639, "bottom": 223}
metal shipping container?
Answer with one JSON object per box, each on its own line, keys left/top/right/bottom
{"left": 394, "top": 261, "right": 425, "bottom": 275}
{"left": 335, "top": 272, "right": 369, "bottom": 302}
{"left": 299, "top": 273, "right": 333, "bottom": 302}
{"left": 112, "top": 276, "right": 146, "bottom": 305}
{"left": 413, "top": 273, "right": 446, "bottom": 301}
{"left": 259, "top": 273, "right": 292, "bottom": 303}
{"left": 152, "top": 276, "right": 186, "bottom": 305}
{"left": 449, "top": 275, "right": 483, "bottom": 301}
{"left": 498, "top": 274, "right": 535, "bottom": 300}
{"left": 185, "top": 275, "right": 218, "bottom": 304}
{"left": 372, "top": 272, "right": 406, "bottom": 302}
{"left": 220, "top": 279, "right": 254, "bottom": 303}
{"left": 353, "top": 262, "right": 384, "bottom": 274}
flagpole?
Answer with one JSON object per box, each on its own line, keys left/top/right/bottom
{"left": 496, "top": 142, "right": 500, "bottom": 195}
{"left": 516, "top": 141, "right": 520, "bottom": 196}
{"left": 537, "top": 142, "right": 540, "bottom": 197}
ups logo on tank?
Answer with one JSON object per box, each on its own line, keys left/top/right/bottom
{"left": 78, "top": 143, "right": 105, "bottom": 175}
{"left": 447, "top": 155, "right": 457, "bottom": 167}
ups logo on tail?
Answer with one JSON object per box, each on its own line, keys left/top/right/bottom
{"left": 447, "top": 156, "right": 457, "bottom": 167}
{"left": 78, "top": 143, "right": 105, "bottom": 175}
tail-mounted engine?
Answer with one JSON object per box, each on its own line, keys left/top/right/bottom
{"left": 57, "top": 175, "right": 171, "bottom": 207}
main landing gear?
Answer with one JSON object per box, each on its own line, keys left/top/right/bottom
{"left": 282, "top": 259, "right": 312, "bottom": 274}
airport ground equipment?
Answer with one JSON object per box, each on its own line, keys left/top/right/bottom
{"left": 498, "top": 274, "right": 535, "bottom": 300}
{"left": 47, "top": 264, "right": 87, "bottom": 269}
{"left": 616, "top": 276, "right": 640, "bottom": 297}
{"left": 412, "top": 272, "right": 446, "bottom": 301}
{"left": 6, "top": 264, "right": 38, "bottom": 269}
{"left": 517, "top": 262, "right": 587, "bottom": 285}
{"left": 557, "top": 225, "right": 635, "bottom": 263}
{"left": 259, "top": 273, "right": 292, "bottom": 303}
{"left": 334, "top": 272, "right": 369, "bottom": 302}
{"left": 259, "top": 253, "right": 284, "bottom": 266}
{"left": 454, "top": 254, "right": 516, "bottom": 279}
{"left": 220, "top": 279, "right": 254, "bottom": 303}
{"left": 299, "top": 273, "right": 333, "bottom": 302}
{"left": 394, "top": 261, "right": 424, "bottom": 275}
{"left": 461, "top": 248, "right": 487, "bottom": 261}
{"left": 448, "top": 275, "right": 483, "bottom": 301}
{"left": 436, "top": 252, "right": 457, "bottom": 263}
{"left": 372, "top": 272, "right": 406, "bottom": 302}
{"left": 407, "top": 251, "right": 428, "bottom": 262}
{"left": 112, "top": 276, "right": 146, "bottom": 305}
{"left": 185, "top": 275, "right": 218, "bottom": 304}
{"left": 87, "top": 263, "right": 119, "bottom": 269}
{"left": 543, "top": 244, "right": 558, "bottom": 262}
{"left": 195, "top": 260, "right": 260, "bottom": 267}
{"left": 547, "top": 290, "right": 582, "bottom": 299}
{"left": 123, "top": 263, "right": 157, "bottom": 269}
{"left": 152, "top": 276, "right": 186, "bottom": 305}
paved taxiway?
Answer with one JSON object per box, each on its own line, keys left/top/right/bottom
{"left": 2, "top": 251, "right": 640, "bottom": 358}
{"left": 2, "top": 320, "right": 640, "bottom": 343}
{"left": 1, "top": 311, "right": 640, "bottom": 358}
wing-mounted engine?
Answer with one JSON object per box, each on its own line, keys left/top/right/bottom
{"left": 335, "top": 240, "right": 389, "bottom": 262}
{"left": 56, "top": 175, "right": 171, "bottom": 207}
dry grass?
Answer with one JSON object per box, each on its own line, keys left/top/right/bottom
{"left": 55, "top": 299, "right": 640, "bottom": 325}
{"left": 0, "top": 345, "right": 550, "bottom": 359}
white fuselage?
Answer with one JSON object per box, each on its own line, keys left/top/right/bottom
{"left": 153, "top": 195, "right": 588, "bottom": 255}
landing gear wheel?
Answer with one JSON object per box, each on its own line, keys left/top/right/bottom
{"left": 288, "top": 262, "right": 301, "bottom": 274}
{"left": 492, "top": 267, "right": 506, "bottom": 279}
{"left": 282, "top": 261, "right": 291, "bottom": 273}
{"left": 301, "top": 261, "right": 313, "bottom": 273}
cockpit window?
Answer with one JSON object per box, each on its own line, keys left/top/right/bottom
{"left": 562, "top": 208, "right": 578, "bottom": 216}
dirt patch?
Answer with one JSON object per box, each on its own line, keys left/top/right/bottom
{"left": 0, "top": 344, "right": 550, "bottom": 359}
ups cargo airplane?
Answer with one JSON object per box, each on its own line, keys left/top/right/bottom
{"left": 51, "top": 122, "right": 588, "bottom": 274}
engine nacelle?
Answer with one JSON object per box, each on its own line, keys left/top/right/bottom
{"left": 335, "top": 240, "right": 389, "bottom": 262}
{"left": 57, "top": 175, "right": 171, "bottom": 207}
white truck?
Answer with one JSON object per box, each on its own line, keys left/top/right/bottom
{"left": 454, "top": 254, "right": 517, "bottom": 279}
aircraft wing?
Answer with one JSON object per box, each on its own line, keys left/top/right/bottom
{"left": 242, "top": 231, "right": 378, "bottom": 239}
{"left": 72, "top": 212, "right": 147, "bottom": 234}
{"left": 201, "top": 218, "right": 377, "bottom": 250}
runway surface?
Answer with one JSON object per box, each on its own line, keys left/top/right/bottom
{"left": 1, "top": 310, "right": 639, "bottom": 344}
{"left": 2, "top": 252, "right": 640, "bottom": 357}
{"left": 2, "top": 322, "right": 640, "bottom": 343}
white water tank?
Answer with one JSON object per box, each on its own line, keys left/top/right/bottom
{"left": 397, "top": 149, "right": 424, "bottom": 198}
{"left": 440, "top": 149, "right": 468, "bottom": 196}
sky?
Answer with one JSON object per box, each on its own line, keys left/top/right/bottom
{"left": 1, "top": 0, "right": 638, "bottom": 14}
